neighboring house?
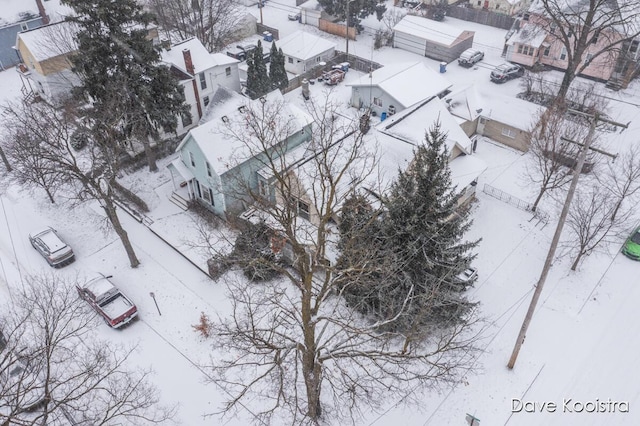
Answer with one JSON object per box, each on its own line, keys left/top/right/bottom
{"left": 0, "top": 0, "right": 49, "bottom": 69}
{"left": 15, "top": 20, "right": 79, "bottom": 102}
{"left": 299, "top": 0, "right": 330, "bottom": 27}
{"left": 442, "top": 84, "right": 484, "bottom": 137}
{"left": 375, "top": 96, "right": 487, "bottom": 206}
{"left": 505, "top": 1, "right": 640, "bottom": 89}
{"left": 347, "top": 61, "right": 452, "bottom": 117}
{"left": 393, "top": 15, "right": 474, "bottom": 63}
{"left": 160, "top": 37, "right": 241, "bottom": 135}
{"left": 168, "top": 88, "right": 314, "bottom": 218}
{"left": 277, "top": 30, "right": 336, "bottom": 75}
{"left": 476, "top": 91, "right": 544, "bottom": 151}
{"left": 467, "top": 0, "right": 531, "bottom": 16}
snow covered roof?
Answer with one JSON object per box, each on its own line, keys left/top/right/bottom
{"left": 378, "top": 96, "right": 474, "bottom": 155}
{"left": 507, "top": 23, "right": 547, "bottom": 47}
{"left": 177, "top": 88, "right": 313, "bottom": 176}
{"left": 277, "top": 30, "right": 336, "bottom": 61}
{"left": 299, "top": 0, "right": 322, "bottom": 11}
{"left": 160, "top": 38, "right": 239, "bottom": 76}
{"left": 479, "top": 90, "right": 545, "bottom": 131}
{"left": 17, "top": 20, "right": 78, "bottom": 62}
{"left": 347, "top": 62, "right": 452, "bottom": 109}
{"left": 0, "top": 0, "right": 39, "bottom": 27}
{"left": 448, "top": 154, "right": 487, "bottom": 190}
{"left": 393, "top": 15, "right": 473, "bottom": 47}
{"left": 443, "top": 85, "right": 484, "bottom": 122}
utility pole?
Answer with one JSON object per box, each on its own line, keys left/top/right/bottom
{"left": 345, "top": 0, "right": 352, "bottom": 60}
{"left": 259, "top": 0, "right": 263, "bottom": 24}
{"left": 507, "top": 110, "right": 628, "bottom": 369}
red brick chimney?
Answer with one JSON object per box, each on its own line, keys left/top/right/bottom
{"left": 35, "top": 0, "right": 50, "bottom": 25}
{"left": 182, "top": 48, "right": 195, "bottom": 75}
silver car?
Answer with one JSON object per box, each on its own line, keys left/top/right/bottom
{"left": 28, "top": 227, "right": 75, "bottom": 267}
{"left": 458, "top": 48, "right": 484, "bottom": 67}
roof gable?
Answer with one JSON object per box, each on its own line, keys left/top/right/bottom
{"left": 17, "top": 20, "right": 78, "bottom": 62}
{"left": 160, "top": 37, "right": 239, "bottom": 76}
{"left": 277, "top": 30, "right": 336, "bottom": 61}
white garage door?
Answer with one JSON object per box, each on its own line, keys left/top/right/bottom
{"left": 393, "top": 30, "right": 426, "bottom": 56}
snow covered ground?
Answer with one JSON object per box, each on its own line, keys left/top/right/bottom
{"left": 1, "top": 1, "right": 640, "bottom": 425}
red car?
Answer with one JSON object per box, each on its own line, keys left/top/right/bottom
{"left": 77, "top": 274, "right": 138, "bottom": 328}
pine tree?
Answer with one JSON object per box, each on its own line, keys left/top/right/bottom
{"left": 245, "top": 40, "right": 270, "bottom": 99}
{"left": 337, "top": 121, "right": 479, "bottom": 330}
{"left": 62, "top": 0, "right": 189, "bottom": 172}
{"left": 269, "top": 43, "right": 288, "bottom": 91}
{"left": 317, "top": 0, "right": 379, "bottom": 34}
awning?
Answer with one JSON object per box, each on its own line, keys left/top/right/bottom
{"left": 168, "top": 157, "right": 194, "bottom": 181}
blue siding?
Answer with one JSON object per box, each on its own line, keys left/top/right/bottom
{"left": 0, "top": 17, "right": 44, "bottom": 69}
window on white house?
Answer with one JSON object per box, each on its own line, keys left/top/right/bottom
{"left": 199, "top": 73, "right": 207, "bottom": 90}
{"left": 182, "top": 113, "right": 192, "bottom": 127}
{"left": 288, "top": 57, "right": 293, "bottom": 64}
{"left": 501, "top": 127, "right": 516, "bottom": 138}
{"left": 297, "top": 200, "right": 310, "bottom": 220}
{"left": 206, "top": 162, "right": 212, "bottom": 177}
{"left": 200, "top": 183, "right": 214, "bottom": 205}
{"left": 258, "top": 179, "right": 269, "bottom": 197}
{"left": 560, "top": 47, "right": 567, "bottom": 60}
{"left": 203, "top": 96, "right": 210, "bottom": 106}
{"left": 315, "top": 56, "right": 321, "bottom": 63}
{"left": 225, "top": 67, "right": 231, "bottom": 76}
{"left": 189, "top": 152, "right": 196, "bottom": 167}
{"left": 373, "top": 97, "right": 382, "bottom": 107}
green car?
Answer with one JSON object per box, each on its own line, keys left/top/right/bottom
{"left": 622, "top": 227, "right": 640, "bottom": 260}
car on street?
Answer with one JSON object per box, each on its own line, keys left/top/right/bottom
{"left": 28, "top": 227, "right": 75, "bottom": 267}
{"left": 77, "top": 274, "right": 138, "bottom": 329}
{"left": 0, "top": 354, "right": 46, "bottom": 414}
{"left": 288, "top": 12, "right": 300, "bottom": 21}
{"left": 490, "top": 63, "right": 524, "bottom": 83}
{"left": 622, "top": 227, "right": 640, "bottom": 260}
{"left": 458, "top": 48, "right": 484, "bottom": 67}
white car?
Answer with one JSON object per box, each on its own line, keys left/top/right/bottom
{"left": 458, "top": 48, "right": 484, "bottom": 67}
{"left": 0, "top": 355, "right": 46, "bottom": 414}
{"left": 28, "top": 227, "right": 75, "bottom": 268}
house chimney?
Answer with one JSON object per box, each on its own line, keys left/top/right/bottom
{"left": 36, "top": 0, "right": 50, "bottom": 25}
{"left": 161, "top": 39, "right": 171, "bottom": 51}
{"left": 182, "top": 48, "right": 195, "bottom": 75}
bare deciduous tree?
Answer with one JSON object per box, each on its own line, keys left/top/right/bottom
{"left": 0, "top": 274, "right": 174, "bottom": 425}
{"left": 147, "top": 0, "right": 244, "bottom": 52}
{"left": 205, "top": 95, "right": 478, "bottom": 425}
{"left": 532, "top": 0, "right": 640, "bottom": 100}
{"left": 598, "top": 144, "right": 640, "bottom": 222}
{"left": 524, "top": 104, "right": 595, "bottom": 211}
{"left": 2, "top": 99, "right": 141, "bottom": 268}
{"left": 563, "top": 184, "right": 628, "bottom": 270}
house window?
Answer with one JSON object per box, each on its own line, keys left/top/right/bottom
{"left": 182, "top": 112, "right": 192, "bottom": 127}
{"left": 629, "top": 40, "right": 639, "bottom": 55}
{"left": 21, "top": 22, "right": 28, "bottom": 31}
{"left": 501, "top": 127, "right": 516, "bottom": 138}
{"left": 543, "top": 45, "right": 550, "bottom": 56}
{"left": 258, "top": 178, "right": 269, "bottom": 197}
{"left": 189, "top": 152, "right": 196, "bottom": 167}
{"left": 225, "top": 67, "right": 231, "bottom": 76}
{"left": 199, "top": 73, "right": 207, "bottom": 90}
{"left": 560, "top": 47, "right": 567, "bottom": 60}
{"left": 550, "top": 23, "right": 557, "bottom": 34}
{"left": 206, "top": 162, "right": 212, "bottom": 177}
{"left": 200, "top": 183, "right": 214, "bottom": 205}
{"left": 297, "top": 200, "right": 310, "bottom": 220}
{"left": 203, "top": 95, "right": 210, "bottom": 106}
{"left": 373, "top": 97, "right": 382, "bottom": 107}
{"left": 519, "top": 45, "right": 534, "bottom": 56}
{"left": 523, "top": 13, "right": 530, "bottom": 21}
{"left": 288, "top": 57, "right": 293, "bottom": 64}
{"left": 476, "top": 1, "right": 481, "bottom": 5}
{"left": 591, "top": 32, "right": 599, "bottom": 44}
{"left": 585, "top": 53, "right": 593, "bottom": 64}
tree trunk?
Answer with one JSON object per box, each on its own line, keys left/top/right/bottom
{"left": 45, "top": 187, "right": 55, "bottom": 204}
{"left": 142, "top": 134, "right": 158, "bottom": 172}
{"left": 301, "top": 273, "right": 322, "bottom": 422}
{"left": 0, "top": 144, "right": 12, "bottom": 172}
{"left": 531, "top": 188, "right": 546, "bottom": 212}
{"left": 556, "top": 63, "right": 578, "bottom": 101}
{"left": 571, "top": 251, "right": 583, "bottom": 271}
{"left": 611, "top": 198, "right": 623, "bottom": 222}
{"left": 103, "top": 200, "right": 140, "bottom": 268}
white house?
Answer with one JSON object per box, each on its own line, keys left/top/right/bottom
{"left": 160, "top": 37, "right": 241, "bottom": 135}
{"left": 393, "top": 15, "right": 475, "bottom": 63}
{"left": 277, "top": 30, "right": 336, "bottom": 75}
{"left": 347, "top": 62, "right": 452, "bottom": 117}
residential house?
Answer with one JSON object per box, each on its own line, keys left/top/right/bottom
{"left": 0, "top": 0, "right": 49, "bottom": 69}
{"left": 15, "top": 20, "right": 79, "bottom": 101}
{"left": 160, "top": 37, "right": 241, "bottom": 135}
{"left": 167, "top": 87, "right": 314, "bottom": 218}
{"left": 277, "top": 30, "right": 336, "bottom": 75}
{"left": 505, "top": 0, "right": 640, "bottom": 89}
{"left": 467, "top": 0, "right": 531, "bottom": 16}
{"left": 393, "top": 15, "right": 474, "bottom": 63}
{"left": 442, "top": 85, "right": 484, "bottom": 138}
{"left": 476, "top": 91, "right": 544, "bottom": 151}
{"left": 347, "top": 61, "right": 452, "bottom": 117}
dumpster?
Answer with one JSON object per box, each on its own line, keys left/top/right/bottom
{"left": 439, "top": 62, "right": 447, "bottom": 73}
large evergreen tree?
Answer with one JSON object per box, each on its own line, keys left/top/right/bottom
{"left": 245, "top": 40, "right": 270, "bottom": 99}
{"left": 338, "top": 121, "right": 479, "bottom": 330}
{"left": 62, "top": 0, "right": 189, "bottom": 172}
{"left": 268, "top": 42, "right": 288, "bottom": 91}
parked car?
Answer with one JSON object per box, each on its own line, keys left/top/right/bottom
{"left": 490, "top": 63, "right": 524, "bottom": 83}
{"left": 0, "top": 355, "right": 46, "bottom": 413}
{"left": 28, "top": 227, "right": 75, "bottom": 268}
{"left": 622, "top": 227, "right": 640, "bottom": 260}
{"left": 77, "top": 274, "right": 138, "bottom": 329}
{"left": 288, "top": 12, "right": 300, "bottom": 21}
{"left": 322, "top": 69, "right": 345, "bottom": 85}
{"left": 458, "top": 48, "right": 484, "bottom": 67}
{"left": 453, "top": 266, "right": 478, "bottom": 290}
